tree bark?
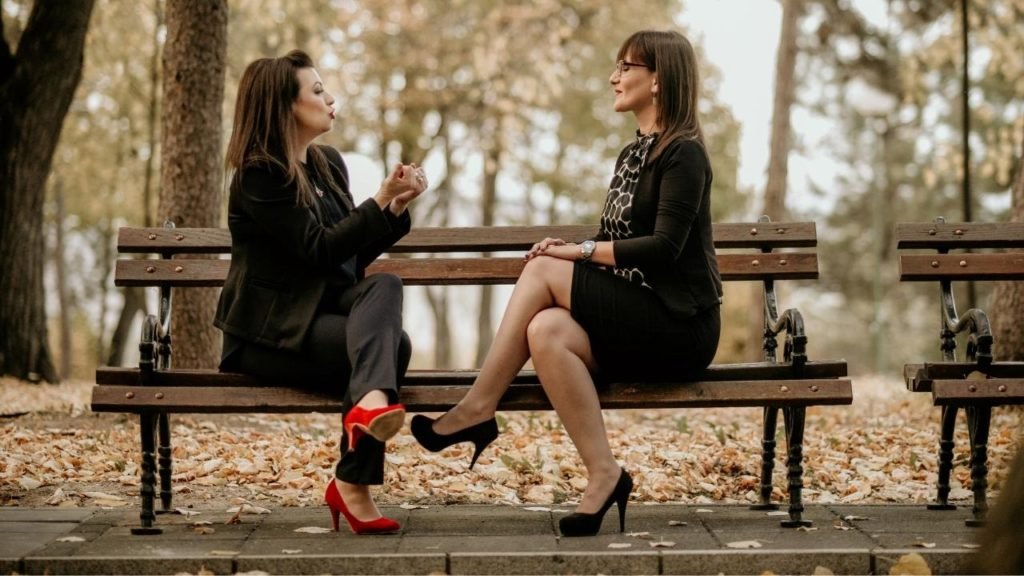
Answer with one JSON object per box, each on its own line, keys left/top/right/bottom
{"left": 990, "top": 133, "right": 1024, "bottom": 361}
{"left": 54, "top": 178, "right": 72, "bottom": 379}
{"left": 0, "top": 1, "right": 96, "bottom": 382}
{"left": 475, "top": 135, "right": 501, "bottom": 366}
{"left": 156, "top": 0, "right": 227, "bottom": 369}
{"left": 747, "top": 0, "right": 804, "bottom": 361}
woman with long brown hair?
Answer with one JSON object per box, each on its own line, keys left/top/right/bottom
{"left": 412, "top": 30, "right": 721, "bottom": 537}
{"left": 215, "top": 50, "right": 427, "bottom": 535}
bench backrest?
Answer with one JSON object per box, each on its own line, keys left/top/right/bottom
{"left": 113, "top": 222, "right": 819, "bottom": 287}
{"left": 896, "top": 221, "right": 1024, "bottom": 282}
{"left": 896, "top": 220, "right": 1024, "bottom": 368}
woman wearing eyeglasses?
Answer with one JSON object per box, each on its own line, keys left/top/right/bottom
{"left": 215, "top": 50, "right": 428, "bottom": 535}
{"left": 411, "top": 30, "right": 721, "bottom": 536}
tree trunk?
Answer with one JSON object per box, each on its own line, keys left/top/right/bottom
{"left": 156, "top": 0, "right": 227, "bottom": 369}
{"left": 475, "top": 137, "right": 501, "bottom": 366}
{"left": 747, "top": 0, "right": 804, "bottom": 361}
{"left": 54, "top": 178, "right": 72, "bottom": 379}
{"left": 107, "top": 287, "right": 146, "bottom": 367}
{"left": 0, "top": 1, "right": 96, "bottom": 383}
{"left": 990, "top": 134, "right": 1024, "bottom": 361}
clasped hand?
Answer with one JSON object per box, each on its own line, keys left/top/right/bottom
{"left": 524, "top": 237, "right": 577, "bottom": 261}
{"left": 376, "top": 163, "right": 429, "bottom": 216}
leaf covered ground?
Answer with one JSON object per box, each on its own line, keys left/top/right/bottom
{"left": 1, "top": 376, "right": 1020, "bottom": 511}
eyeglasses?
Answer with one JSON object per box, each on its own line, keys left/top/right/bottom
{"left": 613, "top": 60, "right": 649, "bottom": 77}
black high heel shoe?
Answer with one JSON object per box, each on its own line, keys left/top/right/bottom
{"left": 410, "top": 414, "right": 498, "bottom": 470}
{"left": 559, "top": 468, "right": 633, "bottom": 537}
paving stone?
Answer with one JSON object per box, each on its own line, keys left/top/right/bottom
{"left": 828, "top": 504, "right": 978, "bottom": 532}
{"left": 399, "top": 534, "right": 557, "bottom": 554}
{"left": 235, "top": 553, "right": 446, "bottom": 575}
{"left": 661, "top": 549, "right": 873, "bottom": 575}
{"left": 402, "top": 504, "right": 556, "bottom": 536}
{"left": 241, "top": 535, "right": 401, "bottom": 555}
{"left": 449, "top": 551, "right": 660, "bottom": 575}
{"left": 0, "top": 509, "right": 96, "bottom": 523}
{"left": 872, "top": 548, "right": 975, "bottom": 576}
{"left": 21, "top": 555, "right": 234, "bottom": 575}
{"left": 706, "top": 527, "right": 877, "bottom": 549}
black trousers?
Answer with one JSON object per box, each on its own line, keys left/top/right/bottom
{"left": 228, "top": 274, "right": 410, "bottom": 485}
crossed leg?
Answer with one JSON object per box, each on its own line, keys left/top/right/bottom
{"left": 433, "top": 256, "right": 622, "bottom": 513}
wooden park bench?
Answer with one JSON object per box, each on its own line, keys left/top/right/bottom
{"left": 897, "top": 218, "right": 1024, "bottom": 526}
{"left": 92, "top": 218, "right": 852, "bottom": 534}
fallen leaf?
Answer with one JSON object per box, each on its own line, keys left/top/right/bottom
{"left": 208, "top": 550, "right": 238, "bottom": 557}
{"left": 842, "top": 515, "right": 870, "bottom": 521}
{"left": 175, "top": 508, "right": 201, "bottom": 517}
{"left": 912, "top": 542, "right": 936, "bottom": 549}
{"left": 293, "top": 526, "right": 331, "bottom": 534}
{"left": 668, "top": 520, "right": 688, "bottom": 526}
{"left": 695, "top": 508, "right": 713, "bottom": 513}
{"left": 626, "top": 531, "right": 652, "bottom": 538}
{"left": 281, "top": 549, "right": 302, "bottom": 554}
{"left": 766, "top": 511, "right": 789, "bottom": 516}
{"left": 726, "top": 540, "right": 763, "bottom": 549}
{"left": 833, "top": 521, "right": 852, "bottom": 531}
{"left": 797, "top": 526, "right": 819, "bottom": 532}
{"left": 18, "top": 477, "right": 42, "bottom": 490}
{"left": 400, "top": 503, "right": 428, "bottom": 510}
{"left": 192, "top": 520, "right": 214, "bottom": 526}
{"left": 649, "top": 539, "right": 676, "bottom": 548}
{"left": 961, "top": 543, "right": 981, "bottom": 549}
{"left": 194, "top": 526, "right": 216, "bottom": 535}
{"left": 56, "top": 536, "right": 86, "bottom": 543}
{"left": 523, "top": 506, "right": 552, "bottom": 512}
{"left": 889, "top": 552, "right": 932, "bottom": 575}
{"left": 607, "top": 543, "right": 632, "bottom": 549}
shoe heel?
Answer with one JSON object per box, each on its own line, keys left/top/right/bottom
{"left": 469, "top": 440, "right": 487, "bottom": 470}
{"left": 329, "top": 507, "right": 340, "bottom": 532}
{"left": 617, "top": 494, "right": 628, "bottom": 532}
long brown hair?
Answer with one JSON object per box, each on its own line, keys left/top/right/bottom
{"left": 225, "top": 49, "right": 339, "bottom": 207}
{"left": 617, "top": 30, "right": 704, "bottom": 160}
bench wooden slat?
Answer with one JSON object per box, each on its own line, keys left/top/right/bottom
{"left": 114, "top": 253, "right": 820, "bottom": 287}
{"left": 895, "top": 222, "right": 1024, "bottom": 249}
{"left": 91, "top": 379, "right": 852, "bottom": 413}
{"left": 95, "top": 361, "right": 848, "bottom": 388}
{"left": 117, "top": 223, "right": 818, "bottom": 255}
{"left": 932, "top": 379, "right": 1024, "bottom": 406}
{"left": 903, "top": 362, "right": 1024, "bottom": 392}
{"left": 899, "top": 253, "right": 1024, "bottom": 281}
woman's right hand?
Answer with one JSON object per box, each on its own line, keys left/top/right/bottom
{"left": 525, "top": 237, "right": 566, "bottom": 261}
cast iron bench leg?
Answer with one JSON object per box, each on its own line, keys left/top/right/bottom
{"left": 965, "top": 405, "right": 991, "bottom": 527}
{"left": 157, "top": 412, "right": 173, "bottom": 513}
{"left": 750, "top": 406, "right": 780, "bottom": 511}
{"left": 780, "top": 406, "right": 812, "bottom": 527}
{"left": 928, "top": 405, "right": 959, "bottom": 510}
{"left": 131, "top": 412, "right": 162, "bottom": 535}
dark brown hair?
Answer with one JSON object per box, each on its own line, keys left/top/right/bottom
{"left": 617, "top": 30, "right": 704, "bottom": 160}
{"left": 225, "top": 49, "right": 338, "bottom": 206}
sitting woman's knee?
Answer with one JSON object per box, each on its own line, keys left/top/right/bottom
{"left": 527, "top": 310, "right": 570, "bottom": 354}
{"left": 365, "top": 273, "right": 404, "bottom": 297}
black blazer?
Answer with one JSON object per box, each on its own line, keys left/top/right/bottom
{"left": 214, "top": 145, "right": 410, "bottom": 351}
{"left": 594, "top": 137, "right": 722, "bottom": 318}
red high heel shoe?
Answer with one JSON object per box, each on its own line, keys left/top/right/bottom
{"left": 343, "top": 403, "right": 406, "bottom": 451}
{"left": 324, "top": 481, "right": 400, "bottom": 535}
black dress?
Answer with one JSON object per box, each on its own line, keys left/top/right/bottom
{"left": 570, "top": 133, "right": 721, "bottom": 382}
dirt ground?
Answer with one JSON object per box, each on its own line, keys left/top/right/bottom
{"left": 2, "top": 376, "right": 1021, "bottom": 516}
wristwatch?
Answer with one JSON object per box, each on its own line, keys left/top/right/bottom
{"left": 579, "top": 240, "right": 596, "bottom": 262}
